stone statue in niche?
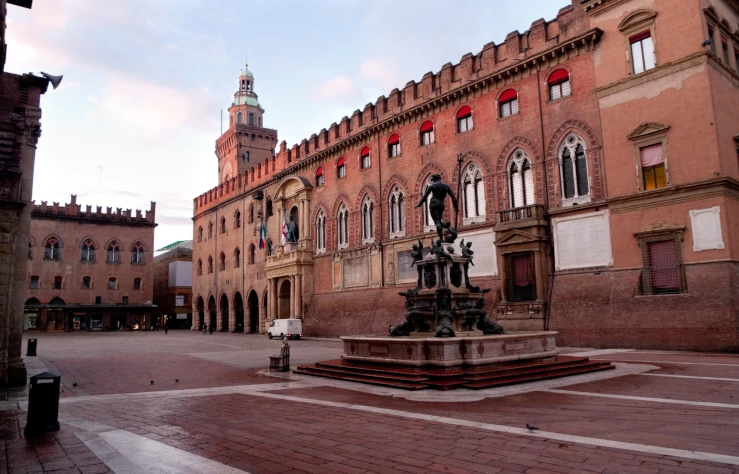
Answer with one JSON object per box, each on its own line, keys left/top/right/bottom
{"left": 460, "top": 239, "right": 481, "bottom": 292}
{"left": 286, "top": 214, "right": 299, "bottom": 243}
{"left": 416, "top": 174, "right": 459, "bottom": 243}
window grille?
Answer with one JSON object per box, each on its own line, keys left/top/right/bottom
{"left": 337, "top": 157, "right": 346, "bottom": 178}
{"left": 499, "top": 90, "right": 519, "bottom": 118}
{"left": 640, "top": 239, "right": 683, "bottom": 295}
{"left": 505, "top": 253, "right": 536, "bottom": 302}
{"left": 462, "top": 163, "right": 485, "bottom": 224}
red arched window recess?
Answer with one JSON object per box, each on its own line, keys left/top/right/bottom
{"left": 456, "top": 105, "right": 473, "bottom": 133}
{"left": 388, "top": 134, "right": 401, "bottom": 157}
{"left": 548, "top": 69, "right": 571, "bottom": 101}
{"left": 499, "top": 89, "right": 519, "bottom": 118}
{"left": 337, "top": 156, "right": 347, "bottom": 179}
{"left": 360, "top": 146, "right": 371, "bottom": 169}
{"left": 420, "top": 121, "right": 434, "bottom": 145}
{"left": 315, "top": 167, "right": 324, "bottom": 186}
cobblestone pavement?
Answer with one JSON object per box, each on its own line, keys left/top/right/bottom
{"left": 2, "top": 332, "right": 739, "bottom": 473}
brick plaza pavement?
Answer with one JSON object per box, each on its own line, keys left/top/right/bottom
{"left": 2, "top": 331, "right": 739, "bottom": 473}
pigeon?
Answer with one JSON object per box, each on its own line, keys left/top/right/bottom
{"left": 72, "top": 383, "right": 78, "bottom": 388}
{"left": 526, "top": 424, "right": 539, "bottom": 432}
{"left": 175, "top": 379, "right": 179, "bottom": 382}
{"left": 150, "top": 380, "right": 154, "bottom": 385}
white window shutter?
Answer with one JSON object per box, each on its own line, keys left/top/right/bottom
{"left": 400, "top": 197, "right": 405, "bottom": 232}
{"left": 476, "top": 178, "right": 486, "bottom": 218}
{"left": 465, "top": 181, "right": 474, "bottom": 217}
{"left": 512, "top": 173, "right": 523, "bottom": 208}
{"left": 524, "top": 166, "right": 535, "bottom": 205}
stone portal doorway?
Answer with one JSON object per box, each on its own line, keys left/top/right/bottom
{"left": 220, "top": 294, "right": 229, "bottom": 332}
{"left": 278, "top": 280, "right": 291, "bottom": 319}
{"left": 233, "top": 292, "right": 244, "bottom": 333}
{"left": 248, "top": 290, "right": 259, "bottom": 333}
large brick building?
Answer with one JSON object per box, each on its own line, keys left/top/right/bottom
{"left": 0, "top": 0, "right": 51, "bottom": 386}
{"left": 24, "top": 196, "right": 157, "bottom": 332}
{"left": 193, "top": 0, "right": 739, "bottom": 351}
{"left": 153, "top": 240, "right": 193, "bottom": 330}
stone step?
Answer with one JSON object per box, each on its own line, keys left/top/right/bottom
{"left": 462, "top": 363, "right": 615, "bottom": 389}
{"left": 292, "top": 366, "right": 428, "bottom": 390}
{"left": 302, "top": 363, "right": 429, "bottom": 383}
{"left": 462, "top": 358, "right": 599, "bottom": 381}
{"left": 316, "top": 359, "right": 429, "bottom": 377}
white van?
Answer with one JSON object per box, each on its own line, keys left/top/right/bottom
{"left": 267, "top": 319, "right": 302, "bottom": 340}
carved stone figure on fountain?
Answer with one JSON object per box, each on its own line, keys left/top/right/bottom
{"left": 435, "top": 291, "right": 456, "bottom": 337}
{"left": 469, "top": 298, "right": 505, "bottom": 335}
{"left": 460, "top": 239, "right": 481, "bottom": 292}
{"left": 286, "top": 214, "right": 298, "bottom": 243}
{"left": 416, "top": 174, "right": 459, "bottom": 244}
{"left": 389, "top": 300, "right": 415, "bottom": 337}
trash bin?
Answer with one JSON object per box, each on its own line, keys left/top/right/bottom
{"left": 26, "top": 338, "right": 37, "bottom": 357}
{"left": 24, "top": 372, "right": 61, "bottom": 436}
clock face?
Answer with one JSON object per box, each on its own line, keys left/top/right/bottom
{"left": 222, "top": 160, "right": 233, "bottom": 182}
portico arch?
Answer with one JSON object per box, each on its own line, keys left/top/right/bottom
{"left": 247, "top": 290, "right": 259, "bottom": 332}
{"left": 278, "top": 279, "right": 291, "bottom": 319}
{"left": 196, "top": 296, "right": 204, "bottom": 331}
{"left": 220, "top": 294, "right": 229, "bottom": 332}
{"left": 233, "top": 292, "right": 244, "bottom": 333}
{"left": 208, "top": 295, "right": 216, "bottom": 329}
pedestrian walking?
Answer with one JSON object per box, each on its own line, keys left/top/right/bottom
{"left": 164, "top": 322, "right": 168, "bottom": 334}
{"left": 202, "top": 323, "right": 207, "bottom": 335}
{"left": 208, "top": 323, "right": 214, "bottom": 335}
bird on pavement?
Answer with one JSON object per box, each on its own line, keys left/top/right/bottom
{"left": 175, "top": 379, "right": 179, "bottom": 382}
{"left": 72, "top": 383, "right": 77, "bottom": 388}
{"left": 526, "top": 424, "right": 539, "bottom": 432}
{"left": 150, "top": 380, "right": 154, "bottom": 385}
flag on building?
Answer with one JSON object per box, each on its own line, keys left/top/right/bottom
{"left": 281, "top": 216, "right": 287, "bottom": 245}
{"left": 258, "top": 220, "right": 267, "bottom": 250}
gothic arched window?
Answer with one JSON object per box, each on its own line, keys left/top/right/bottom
{"left": 198, "top": 226, "right": 203, "bottom": 242}
{"left": 316, "top": 212, "right": 326, "bottom": 253}
{"left": 389, "top": 186, "right": 405, "bottom": 238}
{"left": 131, "top": 242, "right": 145, "bottom": 263}
{"left": 559, "top": 134, "right": 590, "bottom": 206}
{"left": 80, "top": 239, "right": 96, "bottom": 262}
{"left": 208, "top": 222, "right": 213, "bottom": 238}
{"left": 337, "top": 203, "right": 349, "bottom": 249}
{"left": 462, "top": 163, "right": 486, "bottom": 224}
{"left": 248, "top": 204, "right": 254, "bottom": 224}
{"left": 234, "top": 248, "right": 241, "bottom": 268}
{"left": 220, "top": 217, "right": 226, "bottom": 234}
{"left": 248, "top": 113, "right": 255, "bottom": 125}
{"left": 207, "top": 256, "right": 213, "bottom": 274}
{"left": 235, "top": 211, "right": 241, "bottom": 229}
{"left": 248, "top": 244, "right": 256, "bottom": 264}
{"left": 362, "top": 196, "right": 375, "bottom": 243}
{"left": 219, "top": 252, "right": 226, "bottom": 271}
{"left": 197, "top": 259, "right": 203, "bottom": 276}
{"left": 44, "top": 237, "right": 60, "bottom": 260}
{"left": 508, "top": 149, "right": 535, "bottom": 208}
{"left": 107, "top": 241, "right": 121, "bottom": 263}
{"left": 237, "top": 112, "right": 243, "bottom": 124}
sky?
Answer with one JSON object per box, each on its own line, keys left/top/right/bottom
{"left": 7, "top": 0, "right": 566, "bottom": 249}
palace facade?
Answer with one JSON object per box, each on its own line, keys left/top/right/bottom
{"left": 24, "top": 196, "right": 157, "bottom": 332}
{"left": 193, "top": 0, "right": 739, "bottom": 350}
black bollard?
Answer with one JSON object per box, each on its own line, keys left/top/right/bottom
{"left": 26, "top": 338, "right": 37, "bottom": 357}
{"left": 24, "top": 372, "right": 61, "bottom": 436}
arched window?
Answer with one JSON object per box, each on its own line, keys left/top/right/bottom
{"left": 248, "top": 113, "right": 255, "bottom": 125}
{"left": 457, "top": 106, "right": 473, "bottom": 133}
{"left": 197, "top": 259, "right": 203, "bottom": 276}
{"left": 198, "top": 226, "right": 203, "bottom": 242}
{"left": 337, "top": 203, "right": 349, "bottom": 249}
{"left": 80, "top": 239, "right": 96, "bottom": 262}
{"left": 44, "top": 237, "right": 60, "bottom": 260}
{"left": 316, "top": 212, "right": 326, "bottom": 253}
{"left": 315, "top": 167, "right": 324, "bottom": 186}
{"left": 388, "top": 133, "right": 401, "bottom": 158}
{"left": 361, "top": 196, "right": 375, "bottom": 243}
{"left": 420, "top": 121, "right": 434, "bottom": 146}
{"left": 235, "top": 211, "right": 241, "bottom": 229}
{"left": 337, "top": 157, "right": 346, "bottom": 179}
{"left": 133, "top": 278, "right": 142, "bottom": 290}
{"left": 237, "top": 112, "right": 243, "bottom": 124}
{"left": 248, "top": 244, "right": 256, "bottom": 264}
{"left": 207, "top": 256, "right": 213, "bottom": 274}
{"left": 244, "top": 151, "right": 250, "bottom": 163}
{"left": 82, "top": 276, "right": 91, "bottom": 289}
{"left": 107, "top": 242, "right": 121, "bottom": 263}
{"left": 220, "top": 217, "right": 227, "bottom": 234}
{"left": 208, "top": 222, "right": 213, "bottom": 238}
{"left": 219, "top": 252, "right": 226, "bottom": 271}
{"left": 131, "top": 242, "right": 145, "bottom": 263}
{"left": 422, "top": 176, "right": 435, "bottom": 231}
{"left": 29, "top": 276, "right": 39, "bottom": 289}
{"left": 107, "top": 277, "right": 117, "bottom": 290}
{"left": 499, "top": 89, "right": 519, "bottom": 118}
{"left": 508, "top": 149, "right": 535, "bottom": 208}
{"left": 462, "top": 163, "right": 486, "bottom": 224}
{"left": 389, "top": 186, "right": 406, "bottom": 238}
{"left": 360, "top": 146, "right": 371, "bottom": 169}
{"left": 248, "top": 204, "right": 254, "bottom": 224}
{"left": 54, "top": 276, "right": 63, "bottom": 290}
{"left": 548, "top": 69, "right": 571, "bottom": 100}
{"left": 234, "top": 248, "right": 241, "bottom": 268}
{"left": 559, "top": 134, "right": 590, "bottom": 205}
{"left": 266, "top": 199, "right": 273, "bottom": 218}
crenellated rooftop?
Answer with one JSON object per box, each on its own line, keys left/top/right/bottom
{"left": 32, "top": 194, "right": 157, "bottom": 227}
{"left": 194, "top": 0, "right": 600, "bottom": 216}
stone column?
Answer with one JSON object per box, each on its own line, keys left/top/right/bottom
{"left": 296, "top": 274, "right": 302, "bottom": 318}
{"left": 229, "top": 307, "right": 236, "bottom": 333}
{"left": 216, "top": 308, "right": 223, "bottom": 332}
{"left": 258, "top": 306, "right": 265, "bottom": 334}
{"left": 290, "top": 275, "right": 295, "bottom": 318}
{"left": 192, "top": 304, "right": 199, "bottom": 331}
{"left": 304, "top": 199, "right": 311, "bottom": 240}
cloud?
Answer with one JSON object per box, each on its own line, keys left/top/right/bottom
{"left": 311, "top": 75, "right": 360, "bottom": 103}
{"left": 360, "top": 58, "right": 400, "bottom": 93}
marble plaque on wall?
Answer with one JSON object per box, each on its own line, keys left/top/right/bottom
{"left": 459, "top": 230, "right": 498, "bottom": 277}
{"left": 690, "top": 206, "right": 724, "bottom": 251}
{"left": 343, "top": 255, "right": 369, "bottom": 288}
{"left": 552, "top": 211, "right": 613, "bottom": 270}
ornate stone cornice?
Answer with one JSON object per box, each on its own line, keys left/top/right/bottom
{"left": 609, "top": 177, "right": 739, "bottom": 214}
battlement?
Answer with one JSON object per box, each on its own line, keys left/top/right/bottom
{"left": 32, "top": 194, "right": 157, "bottom": 226}
{"left": 194, "top": 0, "right": 596, "bottom": 215}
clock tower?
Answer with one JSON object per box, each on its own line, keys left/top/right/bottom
{"left": 215, "top": 62, "right": 278, "bottom": 184}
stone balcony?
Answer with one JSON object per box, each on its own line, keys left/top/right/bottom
{"left": 494, "top": 204, "right": 547, "bottom": 232}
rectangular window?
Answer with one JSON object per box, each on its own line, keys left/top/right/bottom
{"left": 53, "top": 277, "right": 62, "bottom": 290}
{"left": 457, "top": 116, "right": 473, "bottom": 133}
{"left": 338, "top": 165, "right": 346, "bottom": 179}
{"left": 641, "top": 239, "right": 683, "bottom": 295}
{"left": 389, "top": 143, "right": 401, "bottom": 157}
{"left": 630, "top": 31, "right": 655, "bottom": 74}
{"left": 82, "top": 277, "right": 91, "bottom": 289}
{"left": 500, "top": 100, "right": 519, "bottom": 118}
{"left": 549, "top": 80, "right": 571, "bottom": 101}
{"left": 708, "top": 26, "right": 716, "bottom": 54}
{"left": 640, "top": 144, "right": 666, "bottom": 190}
{"left": 421, "top": 130, "right": 434, "bottom": 145}
{"left": 722, "top": 39, "right": 729, "bottom": 65}
{"left": 30, "top": 277, "right": 39, "bottom": 289}
{"left": 361, "top": 154, "right": 371, "bottom": 169}
{"left": 316, "top": 175, "right": 324, "bottom": 186}
{"left": 505, "top": 253, "right": 536, "bottom": 302}
{"left": 95, "top": 296, "right": 102, "bottom": 304}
